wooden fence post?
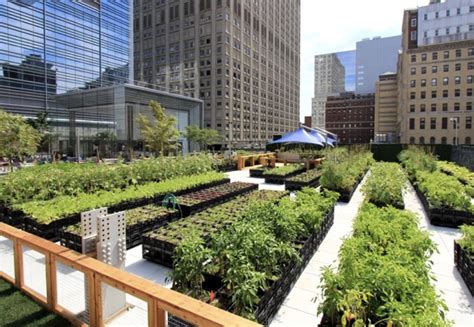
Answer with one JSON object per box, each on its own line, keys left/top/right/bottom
{"left": 45, "top": 253, "right": 57, "bottom": 311}
{"left": 13, "top": 239, "right": 24, "bottom": 288}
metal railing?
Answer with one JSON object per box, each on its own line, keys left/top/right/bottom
{"left": 0, "top": 223, "right": 260, "bottom": 327}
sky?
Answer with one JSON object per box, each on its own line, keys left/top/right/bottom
{"left": 299, "top": 0, "right": 428, "bottom": 121}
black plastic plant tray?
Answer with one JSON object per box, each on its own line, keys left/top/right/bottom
{"left": 285, "top": 176, "right": 320, "bottom": 191}
{"left": 454, "top": 241, "right": 474, "bottom": 296}
{"left": 414, "top": 184, "right": 474, "bottom": 228}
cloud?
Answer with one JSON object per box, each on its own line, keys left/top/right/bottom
{"left": 299, "top": 0, "right": 428, "bottom": 120}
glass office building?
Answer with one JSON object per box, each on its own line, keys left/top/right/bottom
{"left": 336, "top": 50, "right": 356, "bottom": 92}
{"left": 0, "top": 0, "right": 201, "bottom": 156}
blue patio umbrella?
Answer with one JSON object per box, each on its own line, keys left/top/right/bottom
{"left": 308, "top": 130, "right": 335, "bottom": 147}
{"left": 268, "top": 128, "right": 324, "bottom": 146}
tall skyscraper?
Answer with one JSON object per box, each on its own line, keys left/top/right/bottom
{"left": 133, "top": 0, "right": 301, "bottom": 147}
{"left": 355, "top": 35, "right": 402, "bottom": 93}
{"left": 0, "top": 0, "right": 131, "bottom": 118}
{"left": 397, "top": 0, "right": 474, "bottom": 145}
{"left": 311, "top": 53, "right": 345, "bottom": 129}
{"left": 336, "top": 50, "right": 356, "bottom": 92}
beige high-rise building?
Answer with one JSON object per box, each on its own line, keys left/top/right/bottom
{"left": 311, "top": 53, "right": 345, "bottom": 129}
{"left": 133, "top": 0, "right": 300, "bottom": 147}
{"left": 397, "top": 1, "right": 474, "bottom": 145}
{"left": 374, "top": 72, "right": 398, "bottom": 143}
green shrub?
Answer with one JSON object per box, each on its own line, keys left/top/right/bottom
{"left": 319, "top": 204, "right": 450, "bottom": 326}
{"left": 438, "top": 161, "right": 474, "bottom": 197}
{"left": 262, "top": 163, "right": 304, "bottom": 176}
{"left": 362, "top": 162, "right": 406, "bottom": 207}
{"left": 398, "top": 147, "right": 437, "bottom": 179}
{"left": 458, "top": 225, "right": 474, "bottom": 255}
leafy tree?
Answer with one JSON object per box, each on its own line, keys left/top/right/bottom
{"left": 0, "top": 109, "right": 41, "bottom": 169}
{"left": 137, "top": 101, "right": 180, "bottom": 156}
{"left": 27, "top": 110, "right": 54, "bottom": 154}
{"left": 93, "top": 130, "right": 117, "bottom": 160}
{"left": 183, "top": 125, "right": 222, "bottom": 151}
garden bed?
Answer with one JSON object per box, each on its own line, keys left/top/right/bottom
{"left": 175, "top": 182, "right": 257, "bottom": 216}
{"left": 60, "top": 205, "right": 178, "bottom": 252}
{"left": 413, "top": 184, "right": 474, "bottom": 228}
{"left": 328, "top": 174, "right": 365, "bottom": 203}
{"left": 249, "top": 167, "right": 269, "bottom": 178}
{"left": 285, "top": 169, "right": 321, "bottom": 191}
{"left": 454, "top": 241, "right": 474, "bottom": 296}
{"left": 263, "top": 164, "right": 306, "bottom": 184}
{"left": 10, "top": 174, "right": 229, "bottom": 241}
{"left": 142, "top": 191, "right": 287, "bottom": 268}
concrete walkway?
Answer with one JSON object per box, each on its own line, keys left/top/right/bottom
{"left": 270, "top": 174, "right": 369, "bottom": 326}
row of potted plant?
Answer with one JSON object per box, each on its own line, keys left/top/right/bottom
{"left": 262, "top": 163, "right": 305, "bottom": 176}
{"left": 454, "top": 225, "right": 474, "bottom": 295}
{"left": 0, "top": 153, "right": 216, "bottom": 206}
{"left": 7, "top": 172, "right": 227, "bottom": 240}
{"left": 169, "top": 188, "right": 339, "bottom": 323}
{"left": 285, "top": 168, "right": 322, "bottom": 190}
{"left": 318, "top": 203, "right": 449, "bottom": 326}
{"left": 438, "top": 161, "right": 474, "bottom": 197}
{"left": 361, "top": 162, "right": 406, "bottom": 209}
{"left": 61, "top": 204, "right": 178, "bottom": 251}
{"left": 175, "top": 182, "right": 258, "bottom": 215}
{"left": 142, "top": 190, "right": 287, "bottom": 267}
{"left": 319, "top": 149, "right": 374, "bottom": 202}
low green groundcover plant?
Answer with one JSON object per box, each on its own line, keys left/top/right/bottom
{"left": 458, "top": 225, "right": 474, "bottom": 255}
{"left": 0, "top": 153, "right": 216, "bottom": 206}
{"left": 16, "top": 171, "right": 225, "bottom": 224}
{"left": 287, "top": 168, "right": 321, "bottom": 183}
{"left": 170, "top": 188, "right": 338, "bottom": 320}
{"left": 362, "top": 162, "right": 406, "bottom": 207}
{"left": 262, "top": 163, "right": 304, "bottom": 176}
{"left": 318, "top": 204, "right": 450, "bottom": 326}
{"left": 0, "top": 278, "right": 70, "bottom": 326}
{"left": 438, "top": 161, "right": 474, "bottom": 197}
{"left": 319, "top": 150, "right": 374, "bottom": 192}
{"left": 416, "top": 171, "right": 474, "bottom": 214}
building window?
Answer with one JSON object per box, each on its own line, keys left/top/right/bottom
{"left": 454, "top": 103, "right": 460, "bottom": 111}
{"left": 466, "top": 137, "right": 472, "bottom": 145}
{"left": 431, "top": 117, "right": 436, "bottom": 129}
{"left": 424, "top": 13, "right": 428, "bottom": 20}
{"left": 421, "top": 91, "right": 426, "bottom": 99}
{"left": 409, "top": 118, "right": 415, "bottom": 130}
{"left": 410, "top": 92, "right": 416, "bottom": 99}
{"left": 431, "top": 90, "right": 437, "bottom": 98}
{"left": 430, "top": 137, "right": 436, "bottom": 144}
{"left": 424, "top": 31, "right": 428, "bottom": 38}
{"left": 432, "top": 66, "right": 438, "bottom": 73}
{"left": 420, "top": 104, "right": 426, "bottom": 112}
{"left": 446, "top": 28, "right": 450, "bottom": 35}
{"left": 456, "top": 49, "right": 462, "bottom": 57}
{"left": 467, "top": 89, "right": 473, "bottom": 96}
{"left": 422, "top": 53, "right": 427, "bottom": 61}
{"left": 442, "top": 117, "right": 448, "bottom": 129}
{"left": 421, "top": 66, "right": 427, "bottom": 74}
{"left": 456, "top": 26, "right": 461, "bottom": 34}
{"left": 443, "top": 64, "right": 449, "bottom": 72}
{"left": 468, "top": 62, "right": 474, "bottom": 70}
{"left": 443, "top": 103, "right": 448, "bottom": 111}
{"left": 446, "top": 9, "right": 451, "bottom": 16}
{"left": 470, "top": 25, "right": 474, "bottom": 32}
{"left": 420, "top": 118, "right": 425, "bottom": 129}
{"left": 443, "top": 90, "right": 449, "bottom": 98}
{"left": 411, "top": 54, "right": 416, "bottom": 63}
{"left": 411, "top": 18, "right": 417, "bottom": 27}
{"left": 421, "top": 79, "right": 426, "bottom": 87}
{"left": 410, "top": 31, "right": 417, "bottom": 41}
{"left": 455, "top": 89, "right": 460, "bottom": 97}
{"left": 466, "top": 117, "right": 472, "bottom": 129}
{"left": 410, "top": 67, "right": 416, "bottom": 75}
{"left": 410, "top": 80, "right": 416, "bottom": 87}
{"left": 431, "top": 78, "right": 437, "bottom": 86}
{"left": 435, "top": 29, "right": 439, "bottom": 36}
{"left": 431, "top": 104, "right": 437, "bottom": 112}
{"left": 432, "top": 52, "right": 438, "bottom": 60}
{"left": 441, "top": 136, "right": 447, "bottom": 144}
{"left": 410, "top": 137, "right": 415, "bottom": 144}
{"left": 410, "top": 105, "right": 415, "bottom": 113}
{"left": 453, "top": 137, "right": 458, "bottom": 145}
{"left": 470, "top": 6, "right": 474, "bottom": 13}
{"left": 420, "top": 136, "right": 425, "bottom": 144}
{"left": 469, "top": 48, "right": 474, "bottom": 56}
{"left": 443, "top": 77, "right": 449, "bottom": 85}
{"left": 468, "top": 76, "right": 473, "bottom": 84}
{"left": 455, "top": 76, "right": 461, "bottom": 84}
{"left": 455, "top": 63, "right": 461, "bottom": 71}
{"left": 467, "top": 102, "right": 473, "bottom": 111}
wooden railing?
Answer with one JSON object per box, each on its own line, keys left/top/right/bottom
{"left": 0, "top": 223, "right": 260, "bottom": 327}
